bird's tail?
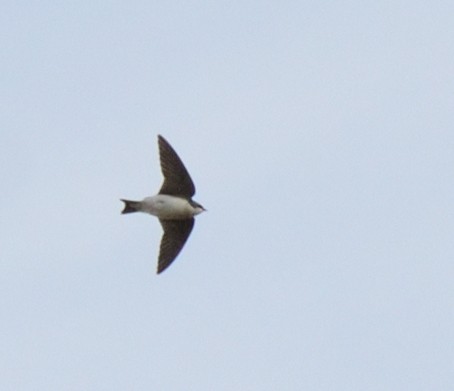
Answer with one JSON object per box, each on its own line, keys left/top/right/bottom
{"left": 120, "top": 199, "right": 141, "bottom": 214}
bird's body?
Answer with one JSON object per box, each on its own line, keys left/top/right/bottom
{"left": 121, "top": 135, "right": 205, "bottom": 274}
{"left": 127, "top": 195, "right": 204, "bottom": 220}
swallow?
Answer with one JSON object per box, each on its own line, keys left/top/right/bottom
{"left": 121, "top": 135, "right": 205, "bottom": 274}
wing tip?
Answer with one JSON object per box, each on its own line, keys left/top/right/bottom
{"left": 156, "top": 257, "right": 174, "bottom": 274}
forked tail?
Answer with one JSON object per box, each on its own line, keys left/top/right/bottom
{"left": 120, "top": 199, "right": 141, "bottom": 214}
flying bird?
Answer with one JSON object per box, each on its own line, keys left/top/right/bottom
{"left": 121, "top": 135, "right": 205, "bottom": 274}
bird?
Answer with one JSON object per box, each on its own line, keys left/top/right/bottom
{"left": 120, "top": 135, "right": 205, "bottom": 274}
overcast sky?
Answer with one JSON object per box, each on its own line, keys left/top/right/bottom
{"left": 1, "top": 1, "right": 454, "bottom": 390}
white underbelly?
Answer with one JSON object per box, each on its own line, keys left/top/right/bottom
{"left": 142, "top": 195, "right": 193, "bottom": 219}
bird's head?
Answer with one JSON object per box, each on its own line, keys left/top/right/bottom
{"left": 191, "top": 200, "right": 206, "bottom": 215}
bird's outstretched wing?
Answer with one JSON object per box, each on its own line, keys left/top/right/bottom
{"left": 157, "top": 218, "right": 195, "bottom": 274}
{"left": 158, "top": 135, "right": 195, "bottom": 198}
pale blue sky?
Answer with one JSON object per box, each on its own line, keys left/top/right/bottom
{"left": 1, "top": 1, "right": 454, "bottom": 390}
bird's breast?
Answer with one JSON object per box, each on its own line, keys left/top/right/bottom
{"left": 142, "top": 195, "right": 194, "bottom": 219}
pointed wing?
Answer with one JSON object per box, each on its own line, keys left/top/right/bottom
{"left": 158, "top": 135, "right": 195, "bottom": 197}
{"left": 157, "top": 218, "right": 195, "bottom": 274}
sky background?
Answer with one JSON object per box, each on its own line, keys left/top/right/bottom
{"left": 1, "top": 1, "right": 454, "bottom": 390}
